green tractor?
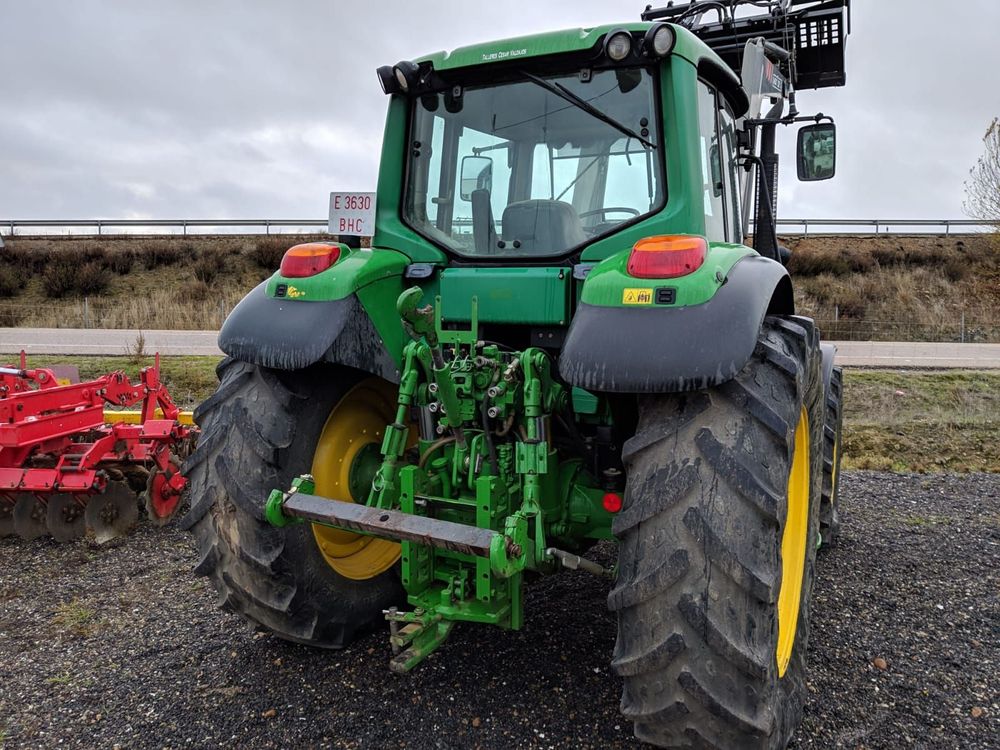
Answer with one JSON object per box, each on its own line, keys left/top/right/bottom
{"left": 184, "top": 1, "right": 849, "bottom": 746}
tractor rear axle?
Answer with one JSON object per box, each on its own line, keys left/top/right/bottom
{"left": 266, "top": 290, "right": 616, "bottom": 670}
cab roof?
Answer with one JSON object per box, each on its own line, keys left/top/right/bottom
{"left": 416, "top": 22, "right": 746, "bottom": 116}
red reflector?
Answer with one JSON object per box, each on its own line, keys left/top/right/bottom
{"left": 602, "top": 492, "right": 623, "bottom": 513}
{"left": 280, "top": 243, "right": 341, "bottom": 278}
{"left": 627, "top": 235, "right": 707, "bottom": 279}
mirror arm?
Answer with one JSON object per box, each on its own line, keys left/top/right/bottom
{"left": 744, "top": 112, "right": 835, "bottom": 129}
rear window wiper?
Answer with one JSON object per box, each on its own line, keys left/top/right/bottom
{"left": 519, "top": 71, "right": 657, "bottom": 150}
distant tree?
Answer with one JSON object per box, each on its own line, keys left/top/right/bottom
{"left": 964, "top": 117, "right": 1000, "bottom": 225}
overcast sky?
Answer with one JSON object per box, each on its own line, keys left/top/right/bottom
{"left": 1, "top": 1, "right": 997, "bottom": 222}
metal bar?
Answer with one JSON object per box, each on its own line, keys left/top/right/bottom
{"left": 283, "top": 492, "right": 499, "bottom": 557}
{"left": 1, "top": 218, "right": 991, "bottom": 238}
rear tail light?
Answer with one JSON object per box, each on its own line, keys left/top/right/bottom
{"left": 602, "top": 492, "right": 623, "bottom": 513}
{"left": 280, "top": 243, "right": 341, "bottom": 278}
{"left": 627, "top": 235, "right": 707, "bottom": 279}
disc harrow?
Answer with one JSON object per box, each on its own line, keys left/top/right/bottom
{"left": 0, "top": 352, "right": 196, "bottom": 543}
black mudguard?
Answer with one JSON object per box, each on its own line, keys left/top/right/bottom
{"left": 218, "top": 282, "right": 399, "bottom": 381}
{"left": 559, "top": 255, "right": 793, "bottom": 393}
{"left": 820, "top": 342, "right": 838, "bottom": 396}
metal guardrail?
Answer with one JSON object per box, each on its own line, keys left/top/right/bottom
{"left": 0, "top": 219, "right": 328, "bottom": 236}
{"left": 770, "top": 218, "right": 995, "bottom": 235}
{"left": 0, "top": 217, "right": 995, "bottom": 237}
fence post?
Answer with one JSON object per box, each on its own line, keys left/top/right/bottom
{"left": 945, "top": 220, "right": 950, "bottom": 236}
{"left": 265, "top": 220, "right": 271, "bottom": 236}
{"left": 97, "top": 221, "right": 102, "bottom": 237}
{"left": 83, "top": 297, "right": 90, "bottom": 329}
{"left": 803, "top": 219, "right": 809, "bottom": 236}
{"left": 960, "top": 312, "right": 965, "bottom": 343}
{"left": 182, "top": 220, "right": 187, "bottom": 236}
{"left": 834, "top": 305, "right": 839, "bottom": 322}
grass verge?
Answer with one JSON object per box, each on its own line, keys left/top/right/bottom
{"left": 22, "top": 354, "right": 220, "bottom": 410}
{"left": 843, "top": 369, "right": 1000, "bottom": 472}
{"left": 9, "top": 356, "right": 997, "bottom": 473}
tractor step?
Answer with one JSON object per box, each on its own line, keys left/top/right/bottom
{"left": 280, "top": 489, "right": 500, "bottom": 557}
{"left": 384, "top": 607, "right": 455, "bottom": 673}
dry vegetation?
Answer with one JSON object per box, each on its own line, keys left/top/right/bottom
{"left": 0, "top": 232, "right": 997, "bottom": 337}
{"left": 0, "top": 234, "right": 326, "bottom": 329}
{"left": 788, "top": 233, "right": 1000, "bottom": 341}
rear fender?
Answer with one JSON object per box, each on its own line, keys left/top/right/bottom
{"left": 559, "top": 255, "right": 794, "bottom": 393}
{"left": 820, "top": 342, "right": 838, "bottom": 395}
{"left": 218, "top": 247, "right": 408, "bottom": 381}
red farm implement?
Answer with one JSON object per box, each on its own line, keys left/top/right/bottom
{"left": 0, "top": 353, "right": 195, "bottom": 542}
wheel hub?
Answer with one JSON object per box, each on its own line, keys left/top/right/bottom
{"left": 310, "top": 379, "right": 405, "bottom": 581}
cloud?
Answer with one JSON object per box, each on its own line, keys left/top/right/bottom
{"left": 1, "top": 0, "right": 996, "bottom": 221}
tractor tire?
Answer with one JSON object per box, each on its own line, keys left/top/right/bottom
{"left": 182, "top": 358, "right": 403, "bottom": 648}
{"left": 819, "top": 365, "right": 844, "bottom": 546}
{"left": 610, "top": 316, "right": 824, "bottom": 749}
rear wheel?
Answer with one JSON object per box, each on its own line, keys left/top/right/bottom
{"left": 610, "top": 317, "right": 824, "bottom": 749}
{"left": 819, "top": 366, "right": 844, "bottom": 545}
{"left": 182, "top": 358, "right": 404, "bottom": 648}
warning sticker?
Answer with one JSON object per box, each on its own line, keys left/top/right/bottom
{"left": 622, "top": 288, "right": 654, "bottom": 305}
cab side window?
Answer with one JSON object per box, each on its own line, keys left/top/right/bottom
{"left": 719, "top": 104, "right": 743, "bottom": 243}
{"left": 696, "top": 81, "right": 727, "bottom": 242}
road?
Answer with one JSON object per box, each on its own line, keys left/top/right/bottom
{"left": 0, "top": 328, "right": 223, "bottom": 356}
{"left": 1, "top": 328, "right": 999, "bottom": 368}
{"left": 830, "top": 340, "right": 1000, "bottom": 368}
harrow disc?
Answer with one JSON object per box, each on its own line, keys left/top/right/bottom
{"left": 0, "top": 499, "right": 15, "bottom": 537}
{"left": 85, "top": 482, "right": 138, "bottom": 544}
{"left": 46, "top": 494, "right": 87, "bottom": 542}
{"left": 142, "top": 455, "right": 184, "bottom": 526}
{"left": 13, "top": 494, "right": 49, "bottom": 540}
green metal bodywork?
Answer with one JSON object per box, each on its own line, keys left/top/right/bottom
{"left": 582, "top": 242, "right": 750, "bottom": 307}
{"left": 439, "top": 267, "right": 571, "bottom": 324}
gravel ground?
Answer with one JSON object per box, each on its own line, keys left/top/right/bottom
{"left": 0, "top": 471, "right": 997, "bottom": 749}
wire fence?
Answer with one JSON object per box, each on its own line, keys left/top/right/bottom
{"left": 1, "top": 217, "right": 996, "bottom": 238}
{"left": 814, "top": 318, "right": 1000, "bottom": 343}
{"left": 771, "top": 218, "right": 995, "bottom": 235}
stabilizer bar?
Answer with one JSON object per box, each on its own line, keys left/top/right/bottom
{"left": 280, "top": 490, "right": 499, "bottom": 558}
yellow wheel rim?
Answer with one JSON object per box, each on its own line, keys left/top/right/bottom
{"left": 310, "top": 378, "right": 402, "bottom": 581}
{"left": 776, "top": 407, "right": 810, "bottom": 677}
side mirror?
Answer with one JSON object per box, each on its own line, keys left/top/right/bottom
{"left": 459, "top": 155, "right": 493, "bottom": 200}
{"left": 797, "top": 123, "right": 836, "bottom": 181}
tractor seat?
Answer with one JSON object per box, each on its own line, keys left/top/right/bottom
{"left": 500, "top": 200, "right": 587, "bottom": 254}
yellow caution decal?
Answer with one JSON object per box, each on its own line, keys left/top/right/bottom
{"left": 622, "top": 288, "right": 654, "bottom": 305}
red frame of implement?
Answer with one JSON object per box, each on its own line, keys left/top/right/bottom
{"left": 0, "top": 352, "right": 191, "bottom": 498}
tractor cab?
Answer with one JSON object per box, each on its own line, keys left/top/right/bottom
{"left": 372, "top": 0, "right": 849, "bottom": 268}
{"left": 373, "top": 23, "right": 746, "bottom": 264}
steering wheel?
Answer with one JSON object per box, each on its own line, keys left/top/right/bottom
{"left": 579, "top": 207, "right": 641, "bottom": 221}
{"left": 578, "top": 207, "right": 641, "bottom": 235}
